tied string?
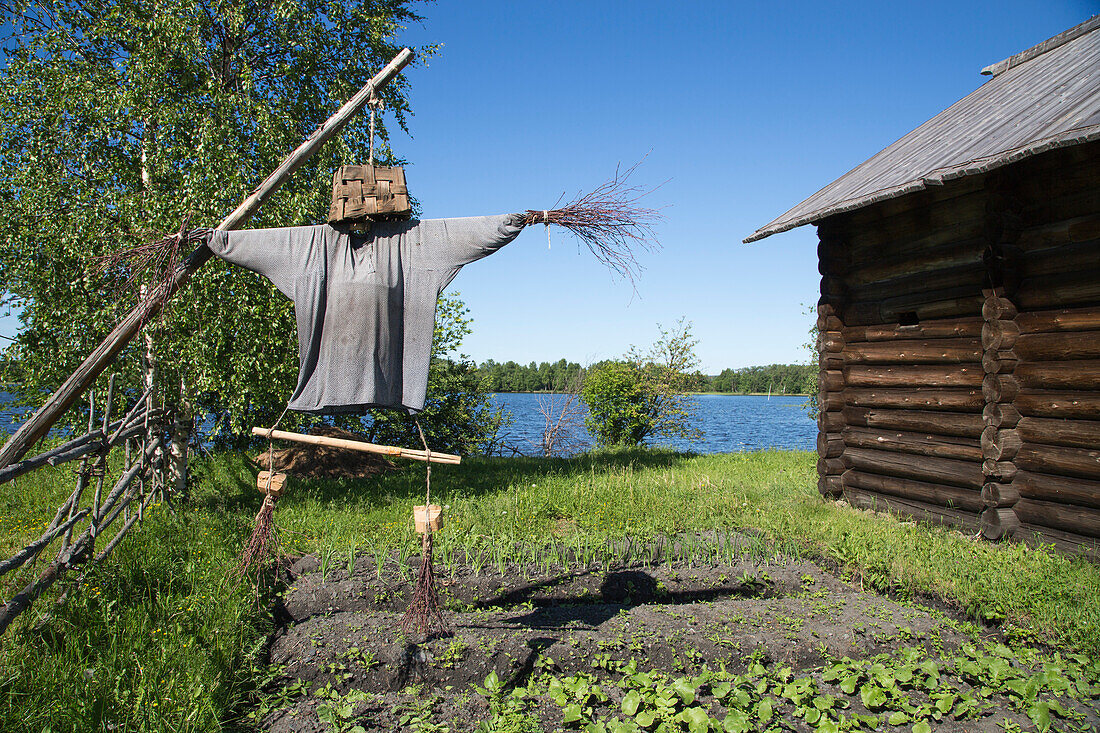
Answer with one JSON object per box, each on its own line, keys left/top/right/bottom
{"left": 264, "top": 402, "right": 291, "bottom": 497}
{"left": 367, "top": 92, "right": 384, "bottom": 167}
{"left": 415, "top": 419, "right": 431, "bottom": 513}
{"left": 543, "top": 210, "right": 551, "bottom": 250}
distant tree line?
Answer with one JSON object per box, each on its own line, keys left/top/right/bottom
{"left": 711, "top": 364, "right": 817, "bottom": 395}
{"left": 476, "top": 359, "right": 586, "bottom": 393}
{"left": 476, "top": 360, "right": 815, "bottom": 395}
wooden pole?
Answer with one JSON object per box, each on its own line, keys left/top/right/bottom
{"left": 842, "top": 426, "right": 982, "bottom": 462}
{"left": 844, "top": 317, "right": 984, "bottom": 343}
{"left": 251, "top": 427, "right": 461, "bottom": 465}
{"left": 843, "top": 338, "right": 982, "bottom": 364}
{"left": 0, "top": 48, "right": 415, "bottom": 472}
{"left": 843, "top": 387, "right": 984, "bottom": 412}
{"left": 841, "top": 447, "right": 985, "bottom": 489}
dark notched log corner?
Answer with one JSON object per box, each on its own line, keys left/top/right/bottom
{"left": 812, "top": 140, "right": 1100, "bottom": 559}
{"left": 0, "top": 47, "right": 415, "bottom": 473}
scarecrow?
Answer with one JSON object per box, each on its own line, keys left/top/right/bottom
{"left": 187, "top": 155, "right": 659, "bottom": 636}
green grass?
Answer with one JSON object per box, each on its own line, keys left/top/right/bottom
{"left": 232, "top": 447, "right": 1100, "bottom": 652}
{"left": 1, "top": 447, "right": 1098, "bottom": 731}
{"left": 0, "top": 455, "right": 269, "bottom": 731}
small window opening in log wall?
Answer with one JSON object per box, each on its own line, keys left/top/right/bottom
{"left": 898, "top": 311, "right": 920, "bottom": 326}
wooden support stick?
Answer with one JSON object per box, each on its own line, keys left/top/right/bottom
{"left": 0, "top": 48, "right": 415, "bottom": 473}
{"left": 0, "top": 420, "right": 149, "bottom": 487}
{"left": 93, "top": 488, "right": 157, "bottom": 564}
{"left": 0, "top": 509, "right": 90, "bottom": 578}
{"left": 0, "top": 560, "right": 65, "bottom": 636}
{"left": 108, "top": 385, "right": 154, "bottom": 444}
{"left": 95, "top": 439, "right": 161, "bottom": 524}
{"left": 45, "top": 422, "right": 147, "bottom": 467}
{"left": 63, "top": 392, "right": 96, "bottom": 553}
{"left": 252, "top": 427, "right": 461, "bottom": 465}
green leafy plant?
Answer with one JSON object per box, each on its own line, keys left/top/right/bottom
{"left": 581, "top": 319, "right": 702, "bottom": 447}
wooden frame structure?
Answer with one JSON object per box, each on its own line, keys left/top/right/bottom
{"left": 0, "top": 50, "right": 414, "bottom": 636}
{"left": 0, "top": 376, "right": 169, "bottom": 635}
{"left": 747, "top": 17, "right": 1100, "bottom": 557}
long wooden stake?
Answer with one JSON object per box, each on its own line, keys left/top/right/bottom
{"left": 0, "top": 48, "right": 415, "bottom": 472}
{"left": 251, "top": 427, "right": 461, "bottom": 465}
{"left": 0, "top": 413, "right": 152, "bottom": 486}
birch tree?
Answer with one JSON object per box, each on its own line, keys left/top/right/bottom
{"left": 0, "top": 0, "right": 433, "bottom": 443}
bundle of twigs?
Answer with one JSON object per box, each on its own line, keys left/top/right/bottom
{"left": 236, "top": 492, "right": 279, "bottom": 578}
{"left": 401, "top": 421, "right": 446, "bottom": 637}
{"left": 236, "top": 422, "right": 288, "bottom": 580}
{"left": 524, "top": 160, "right": 662, "bottom": 284}
{"left": 93, "top": 216, "right": 211, "bottom": 304}
{"left": 401, "top": 532, "right": 446, "bottom": 637}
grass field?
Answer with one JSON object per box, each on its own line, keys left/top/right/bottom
{"left": 1, "top": 447, "right": 1098, "bottom": 731}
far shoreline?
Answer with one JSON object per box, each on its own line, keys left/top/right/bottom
{"left": 489, "top": 391, "right": 811, "bottom": 397}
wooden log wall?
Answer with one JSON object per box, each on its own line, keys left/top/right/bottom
{"left": 816, "top": 224, "right": 846, "bottom": 499}
{"left": 979, "top": 289, "right": 1021, "bottom": 541}
{"left": 835, "top": 312, "right": 985, "bottom": 532}
{"left": 814, "top": 184, "right": 987, "bottom": 529}
{"left": 997, "top": 143, "right": 1100, "bottom": 556}
{"left": 814, "top": 142, "right": 1100, "bottom": 556}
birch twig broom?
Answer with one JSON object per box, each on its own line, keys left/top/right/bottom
{"left": 94, "top": 217, "right": 212, "bottom": 314}
{"left": 401, "top": 422, "right": 446, "bottom": 638}
{"left": 524, "top": 159, "right": 663, "bottom": 285}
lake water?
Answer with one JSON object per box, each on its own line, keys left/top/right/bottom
{"left": 0, "top": 391, "right": 30, "bottom": 435}
{"left": 491, "top": 393, "right": 815, "bottom": 455}
{"left": 1, "top": 390, "right": 816, "bottom": 455}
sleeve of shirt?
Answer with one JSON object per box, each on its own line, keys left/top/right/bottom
{"left": 418, "top": 213, "right": 527, "bottom": 275}
{"left": 207, "top": 225, "right": 327, "bottom": 298}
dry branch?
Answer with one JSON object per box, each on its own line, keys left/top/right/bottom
{"left": 0, "top": 406, "right": 157, "bottom": 486}
{"left": 92, "top": 222, "right": 212, "bottom": 311}
{"left": 525, "top": 160, "right": 662, "bottom": 283}
{"left": 0, "top": 509, "right": 90, "bottom": 578}
{"left": 93, "top": 488, "right": 157, "bottom": 563}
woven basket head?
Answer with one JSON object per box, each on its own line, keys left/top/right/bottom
{"left": 328, "top": 165, "right": 411, "bottom": 224}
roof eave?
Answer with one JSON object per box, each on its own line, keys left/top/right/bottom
{"left": 743, "top": 124, "right": 1100, "bottom": 243}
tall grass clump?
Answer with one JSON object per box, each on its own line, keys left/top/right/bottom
{"left": 0, "top": 453, "right": 271, "bottom": 732}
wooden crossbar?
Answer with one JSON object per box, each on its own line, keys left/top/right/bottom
{"left": 251, "top": 427, "right": 461, "bottom": 465}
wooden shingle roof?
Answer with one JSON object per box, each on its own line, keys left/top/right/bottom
{"left": 745, "top": 15, "right": 1100, "bottom": 243}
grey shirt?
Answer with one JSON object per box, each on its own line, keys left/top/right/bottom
{"left": 208, "top": 214, "right": 525, "bottom": 413}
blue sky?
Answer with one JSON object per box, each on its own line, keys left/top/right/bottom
{"left": 2, "top": 1, "right": 1095, "bottom": 373}
{"left": 385, "top": 0, "right": 1094, "bottom": 373}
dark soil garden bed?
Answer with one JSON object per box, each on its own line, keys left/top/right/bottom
{"left": 255, "top": 545, "right": 1099, "bottom": 732}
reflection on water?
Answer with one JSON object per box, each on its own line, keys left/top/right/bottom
{"left": 490, "top": 393, "right": 814, "bottom": 455}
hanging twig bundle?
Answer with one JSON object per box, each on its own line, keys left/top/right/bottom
{"left": 525, "top": 160, "right": 663, "bottom": 284}
{"left": 401, "top": 421, "right": 447, "bottom": 638}
{"left": 236, "top": 440, "right": 287, "bottom": 580}
{"left": 401, "top": 532, "right": 446, "bottom": 637}
{"left": 93, "top": 216, "right": 211, "bottom": 305}
{"left": 236, "top": 493, "right": 279, "bottom": 578}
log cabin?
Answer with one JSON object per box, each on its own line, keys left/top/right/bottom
{"left": 746, "top": 16, "right": 1100, "bottom": 557}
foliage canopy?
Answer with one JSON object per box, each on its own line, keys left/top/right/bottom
{"left": 0, "top": 0, "right": 437, "bottom": 441}
{"left": 581, "top": 319, "right": 703, "bottom": 447}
